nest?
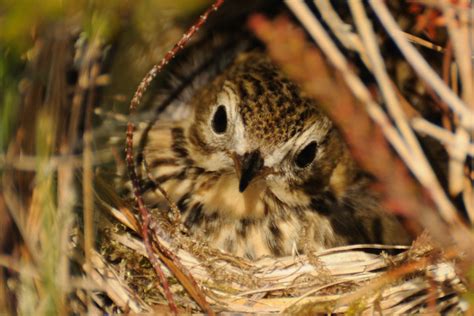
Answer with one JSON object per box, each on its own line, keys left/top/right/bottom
{"left": 93, "top": 191, "right": 467, "bottom": 314}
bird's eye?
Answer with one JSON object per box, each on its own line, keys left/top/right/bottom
{"left": 211, "top": 105, "right": 227, "bottom": 134}
{"left": 295, "top": 141, "right": 318, "bottom": 168}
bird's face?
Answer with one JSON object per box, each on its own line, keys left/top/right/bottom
{"left": 188, "top": 51, "right": 348, "bottom": 204}
{"left": 139, "top": 49, "right": 410, "bottom": 256}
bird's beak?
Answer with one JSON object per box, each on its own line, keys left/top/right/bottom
{"left": 236, "top": 150, "right": 264, "bottom": 193}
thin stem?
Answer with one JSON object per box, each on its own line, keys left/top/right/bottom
{"left": 369, "top": 0, "right": 473, "bottom": 129}
{"left": 284, "top": 1, "right": 412, "bottom": 168}
{"left": 124, "top": 1, "right": 224, "bottom": 314}
{"left": 285, "top": 2, "right": 457, "bottom": 220}
{"left": 439, "top": 0, "right": 473, "bottom": 109}
{"left": 349, "top": 0, "right": 459, "bottom": 224}
{"left": 313, "top": 0, "right": 366, "bottom": 56}
{"left": 411, "top": 117, "right": 474, "bottom": 156}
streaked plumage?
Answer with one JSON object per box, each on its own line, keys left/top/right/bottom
{"left": 135, "top": 46, "right": 410, "bottom": 259}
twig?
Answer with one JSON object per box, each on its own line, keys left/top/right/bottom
{"left": 411, "top": 117, "right": 474, "bottom": 156}
{"left": 283, "top": 1, "right": 413, "bottom": 171}
{"left": 284, "top": 1, "right": 454, "bottom": 221}
{"left": 314, "top": 1, "right": 421, "bottom": 121}
{"left": 2, "top": 144, "right": 40, "bottom": 264}
{"left": 438, "top": 0, "right": 473, "bottom": 109}
{"left": 368, "top": 0, "right": 473, "bottom": 129}
{"left": 282, "top": 280, "right": 351, "bottom": 312}
{"left": 313, "top": 0, "right": 366, "bottom": 57}
{"left": 402, "top": 31, "right": 445, "bottom": 52}
{"left": 83, "top": 40, "right": 101, "bottom": 276}
{"left": 58, "top": 35, "right": 100, "bottom": 315}
{"left": 0, "top": 149, "right": 114, "bottom": 171}
{"left": 335, "top": 248, "right": 458, "bottom": 308}
{"left": 436, "top": 0, "right": 473, "bottom": 196}
{"left": 127, "top": 110, "right": 177, "bottom": 314}
{"left": 348, "top": 0, "right": 460, "bottom": 227}
{"left": 313, "top": 1, "right": 447, "bottom": 90}
{"left": 89, "top": 251, "right": 150, "bottom": 313}
{"left": 447, "top": 127, "right": 471, "bottom": 196}
{"left": 125, "top": 1, "right": 224, "bottom": 314}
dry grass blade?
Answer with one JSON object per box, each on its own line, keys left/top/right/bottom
{"left": 412, "top": 117, "right": 474, "bottom": 157}
{"left": 313, "top": 0, "right": 366, "bottom": 56}
{"left": 368, "top": 1, "right": 472, "bottom": 128}
{"left": 438, "top": 0, "right": 473, "bottom": 109}
{"left": 283, "top": 1, "right": 414, "bottom": 182}
{"left": 88, "top": 251, "right": 150, "bottom": 313}
{"left": 349, "top": 0, "right": 451, "bottom": 207}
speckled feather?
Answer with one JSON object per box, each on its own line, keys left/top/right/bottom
{"left": 135, "top": 45, "right": 410, "bottom": 259}
{"left": 227, "top": 53, "right": 315, "bottom": 145}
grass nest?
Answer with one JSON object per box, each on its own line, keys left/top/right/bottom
{"left": 93, "top": 187, "right": 467, "bottom": 314}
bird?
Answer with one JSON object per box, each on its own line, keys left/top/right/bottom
{"left": 134, "top": 45, "right": 411, "bottom": 260}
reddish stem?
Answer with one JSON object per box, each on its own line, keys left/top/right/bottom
{"left": 125, "top": 1, "right": 224, "bottom": 314}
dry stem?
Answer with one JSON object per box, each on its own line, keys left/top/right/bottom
{"left": 248, "top": 12, "right": 474, "bottom": 259}
{"left": 124, "top": 1, "right": 225, "bottom": 314}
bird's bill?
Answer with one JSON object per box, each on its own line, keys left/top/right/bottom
{"left": 235, "top": 150, "right": 264, "bottom": 193}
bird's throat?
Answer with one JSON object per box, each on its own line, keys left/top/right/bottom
{"left": 199, "top": 174, "right": 266, "bottom": 219}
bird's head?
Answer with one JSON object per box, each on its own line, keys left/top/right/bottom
{"left": 188, "top": 51, "right": 353, "bottom": 203}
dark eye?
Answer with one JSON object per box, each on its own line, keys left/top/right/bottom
{"left": 295, "top": 141, "right": 318, "bottom": 168}
{"left": 212, "top": 105, "right": 227, "bottom": 134}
